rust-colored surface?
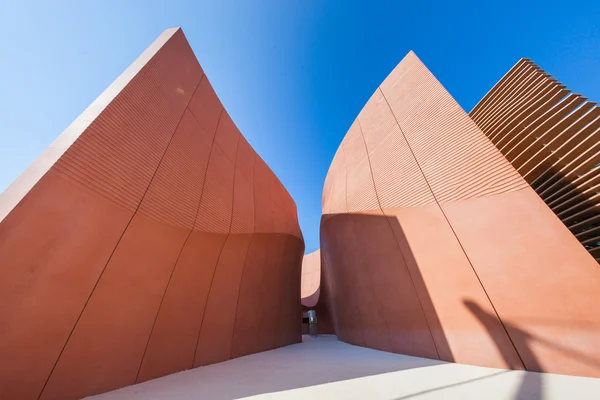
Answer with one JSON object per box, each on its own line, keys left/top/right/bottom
{"left": 0, "top": 28, "right": 303, "bottom": 400}
{"left": 320, "top": 51, "right": 600, "bottom": 377}
{"left": 470, "top": 59, "right": 600, "bottom": 262}
{"left": 301, "top": 250, "right": 320, "bottom": 308}
{"left": 300, "top": 250, "right": 335, "bottom": 334}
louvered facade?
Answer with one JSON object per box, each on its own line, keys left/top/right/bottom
{"left": 470, "top": 59, "right": 600, "bottom": 261}
{"left": 320, "top": 51, "right": 600, "bottom": 379}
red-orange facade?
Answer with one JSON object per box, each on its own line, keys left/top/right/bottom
{"left": 3, "top": 26, "right": 600, "bottom": 400}
{"left": 0, "top": 28, "right": 303, "bottom": 400}
{"left": 470, "top": 59, "right": 600, "bottom": 262}
{"left": 320, "top": 51, "right": 600, "bottom": 378}
{"left": 300, "top": 250, "right": 334, "bottom": 335}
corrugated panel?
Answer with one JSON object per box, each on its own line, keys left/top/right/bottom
{"left": 54, "top": 29, "right": 201, "bottom": 212}
{"left": 138, "top": 109, "right": 212, "bottom": 229}
{"left": 236, "top": 136, "right": 255, "bottom": 183}
{"left": 187, "top": 76, "right": 223, "bottom": 137}
{"left": 194, "top": 144, "right": 235, "bottom": 233}
{"left": 381, "top": 52, "right": 527, "bottom": 204}
{"left": 358, "top": 89, "right": 434, "bottom": 208}
{"left": 230, "top": 173, "right": 254, "bottom": 234}
{"left": 214, "top": 111, "right": 240, "bottom": 163}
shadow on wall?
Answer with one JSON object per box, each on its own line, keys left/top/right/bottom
{"left": 531, "top": 167, "right": 600, "bottom": 262}
{"left": 302, "top": 265, "right": 335, "bottom": 335}
{"left": 462, "top": 300, "right": 541, "bottom": 400}
{"left": 321, "top": 212, "right": 600, "bottom": 400}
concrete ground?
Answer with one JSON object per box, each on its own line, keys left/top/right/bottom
{"left": 88, "top": 335, "right": 600, "bottom": 399}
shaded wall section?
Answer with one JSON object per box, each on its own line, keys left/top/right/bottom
{"left": 470, "top": 59, "right": 600, "bottom": 261}
{"left": 320, "top": 51, "right": 600, "bottom": 378}
{"left": 0, "top": 28, "right": 304, "bottom": 400}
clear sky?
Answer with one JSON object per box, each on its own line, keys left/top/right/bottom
{"left": 1, "top": 0, "right": 599, "bottom": 253}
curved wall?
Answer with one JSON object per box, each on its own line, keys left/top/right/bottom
{"left": 470, "top": 59, "right": 600, "bottom": 261}
{"left": 0, "top": 28, "right": 303, "bottom": 400}
{"left": 300, "top": 250, "right": 335, "bottom": 334}
{"left": 301, "top": 250, "right": 320, "bottom": 307}
{"left": 320, "top": 51, "right": 600, "bottom": 377}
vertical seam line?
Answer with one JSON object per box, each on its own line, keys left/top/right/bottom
{"left": 134, "top": 75, "right": 210, "bottom": 382}
{"left": 356, "top": 117, "right": 438, "bottom": 357}
{"left": 191, "top": 111, "right": 238, "bottom": 367}
{"left": 379, "top": 86, "right": 526, "bottom": 368}
{"left": 336, "top": 141, "right": 368, "bottom": 346}
{"left": 37, "top": 72, "right": 205, "bottom": 400}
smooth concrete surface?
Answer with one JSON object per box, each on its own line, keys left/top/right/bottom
{"left": 88, "top": 335, "right": 600, "bottom": 400}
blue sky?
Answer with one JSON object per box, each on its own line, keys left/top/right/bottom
{"left": 1, "top": 0, "right": 599, "bottom": 253}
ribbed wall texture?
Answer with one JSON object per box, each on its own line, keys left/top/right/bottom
{"left": 320, "top": 51, "right": 600, "bottom": 378}
{"left": 0, "top": 28, "right": 303, "bottom": 400}
{"left": 470, "top": 59, "right": 600, "bottom": 261}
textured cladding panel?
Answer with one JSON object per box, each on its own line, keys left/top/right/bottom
{"left": 470, "top": 58, "right": 600, "bottom": 261}
{"left": 359, "top": 90, "right": 398, "bottom": 154}
{"left": 343, "top": 123, "right": 379, "bottom": 213}
{"left": 381, "top": 53, "right": 527, "bottom": 203}
{"left": 1, "top": 28, "right": 304, "bottom": 400}
{"left": 138, "top": 109, "right": 212, "bottom": 229}
{"left": 0, "top": 29, "right": 184, "bottom": 224}
{"left": 319, "top": 50, "right": 600, "bottom": 378}
{"left": 323, "top": 145, "right": 349, "bottom": 213}
{"left": 358, "top": 89, "right": 434, "bottom": 208}
{"left": 254, "top": 188, "right": 274, "bottom": 233}
{"left": 254, "top": 156, "right": 271, "bottom": 191}
{"left": 229, "top": 236, "right": 267, "bottom": 358}
{"left": 345, "top": 157, "right": 379, "bottom": 213}
{"left": 236, "top": 136, "right": 255, "bottom": 183}
{"left": 214, "top": 111, "right": 240, "bottom": 162}
{"left": 323, "top": 146, "right": 348, "bottom": 214}
{"left": 40, "top": 215, "right": 190, "bottom": 400}
{"left": 330, "top": 171, "right": 348, "bottom": 215}
{"left": 195, "top": 144, "right": 235, "bottom": 233}
{"left": 135, "top": 231, "right": 227, "bottom": 383}
{"left": 230, "top": 173, "right": 255, "bottom": 234}
{"left": 269, "top": 175, "right": 287, "bottom": 211}
{"left": 272, "top": 203, "right": 286, "bottom": 235}
{"left": 341, "top": 122, "right": 367, "bottom": 168}
{"left": 369, "top": 129, "right": 434, "bottom": 208}
{"left": 194, "top": 235, "right": 252, "bottom": 367}
{"left": 187, "top": 77, "right": 223, "bottom": 137}
{"left": 0, "top": 171, "right": 133, "bottom": 400}
{"left": 54, "top": 30, "right": 201, "bottom": 212}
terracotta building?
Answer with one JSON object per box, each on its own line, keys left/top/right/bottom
{"left": 319, "top": 51, "right": 600, "bottom": 378}
{"left": 2, "top": 27, "right": 600, "bottom": 400}
{"left": 0, "top": 28, "right": 304, "bottom": 400}
{"left": 470, "top": 59, "right": 600, "bottom": 261}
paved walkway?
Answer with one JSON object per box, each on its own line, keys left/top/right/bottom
{"left": 89, "top": 335, "right": 600, "bottom": 399}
